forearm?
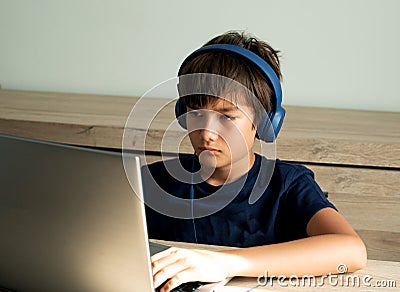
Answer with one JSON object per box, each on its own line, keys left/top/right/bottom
{"left": 219, "top": 234, "right": 367, "bottom": 278}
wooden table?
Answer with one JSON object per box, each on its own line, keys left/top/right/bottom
{"left": 151, "top": 240, "right": 399, "bottom": 291}
{"left": 1, "top": 89, "right": 399, "bottom": 262}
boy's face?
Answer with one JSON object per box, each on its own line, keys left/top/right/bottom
{"left": 186, "top": 97, "right": 256, "bottom": 171}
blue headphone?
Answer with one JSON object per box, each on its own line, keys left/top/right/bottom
{"left": 175, "top": 44, "right": 285, "bottom": 142}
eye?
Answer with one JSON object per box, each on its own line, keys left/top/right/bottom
{"left": 220, "top": 114, "right": 236, "bottom": 121}
{"left": 187, "top": 110, "right": 202, "bottom": 118}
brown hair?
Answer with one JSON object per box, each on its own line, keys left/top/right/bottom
{"left": 178, "top": 31, "right": 282, "bottom": 125}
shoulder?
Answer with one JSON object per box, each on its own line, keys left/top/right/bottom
{"left": 275, "top": 159, "right": 314, "bottom": 176}
{"left": 271, "top": 159, "right": 335, "bottom": 212}
{"left": 271, "top": 159, "right": 316, "bottom": 188}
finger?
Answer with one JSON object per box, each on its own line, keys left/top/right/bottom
{"left": 152, "top": 248, "right": 184, "bottom": 275}
{"left": 153, "top": 256, "right": 191, "bottom": 288}
{"left": 161, "top": 267, "right": 196, "bottom": 292}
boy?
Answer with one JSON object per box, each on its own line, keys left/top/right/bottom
{"left": 143, "top": 31, "right": 367, "bottom": 292}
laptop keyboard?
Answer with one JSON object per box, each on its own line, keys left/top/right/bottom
{"left": 155, "top": 281, "right": 206, "bottom": 292}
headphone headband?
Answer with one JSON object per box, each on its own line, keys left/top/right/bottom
{"left": 176, "top": 44, "right": 285, "bottom": 142}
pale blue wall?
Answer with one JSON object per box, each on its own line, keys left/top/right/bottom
{"left": 1, "top": 0, "right": 399, "bottom": 111}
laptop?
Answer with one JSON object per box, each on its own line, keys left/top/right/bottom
{"left": 0, "top": 134, "right": 230, "bottom": 292}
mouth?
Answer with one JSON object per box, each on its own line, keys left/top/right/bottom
{"left": 198, "top": 146, "right": 221, "bottom": 154}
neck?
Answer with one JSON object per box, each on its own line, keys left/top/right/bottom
{"left": 202, "top": 153, "right": 256, "bottom": 186}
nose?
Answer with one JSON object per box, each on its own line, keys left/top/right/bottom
{"left": 200, "top": 128, "right": 219, "bottom": 142}
{"left": 199, "top": 115, "right": 219, "bottom": 142}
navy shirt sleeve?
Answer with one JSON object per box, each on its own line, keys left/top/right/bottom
{"left": 274, "top": 162, "right": 337, "bottom": 242}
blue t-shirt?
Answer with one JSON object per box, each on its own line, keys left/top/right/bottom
{"left": 142, "top": 154, "right": 336, "bottom": 248}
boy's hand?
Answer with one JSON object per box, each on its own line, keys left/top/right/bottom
{"left": 151, "top": 247, "right": 233, "bottom": 292}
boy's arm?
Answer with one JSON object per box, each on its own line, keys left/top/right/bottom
{"left": 152, "top": 207, "right": 367, "bottom": 291}
{"left": 221, "top": 207, "right": 367, "bottom": 277}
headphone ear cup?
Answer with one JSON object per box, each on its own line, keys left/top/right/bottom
{"left": 175, "top": 98, "right": 188, "bottom": 129}
{"left": 257, "top": 107, "right": 286, "bottom": 142}
{"left": 270, "top": 106, "right": 285, "bottom": 141}
{"left": 256, "top": 114, "right": 275, "bottom": 142}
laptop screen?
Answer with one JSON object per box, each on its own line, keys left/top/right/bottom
{"left": 0, "top": 134, "right": 155, "bottom": 292}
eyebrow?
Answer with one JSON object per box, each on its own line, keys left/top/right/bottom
{"left": 189, "top": 105, "right": 240, "bottom": 113}
{"left": 216, "top": 106, "right": 240, "bottom": 113}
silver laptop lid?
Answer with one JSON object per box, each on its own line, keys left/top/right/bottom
{"left": 0, "top": 134, "right": 155, "bottom": 292}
